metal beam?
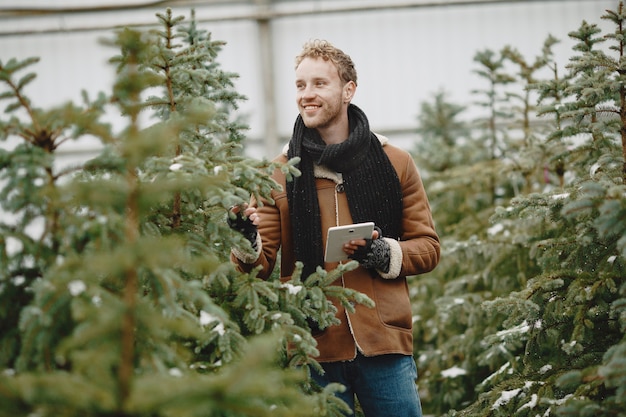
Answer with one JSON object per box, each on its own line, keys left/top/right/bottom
{"left": 0, "top": 0, "right": 590, "bottom": 36}
{"left": 254, "top": 0, "right": 279, "bottom": 156}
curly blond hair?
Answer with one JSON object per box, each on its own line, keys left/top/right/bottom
{"left": 294, "top": 39, "right": 357, "bottom": 86}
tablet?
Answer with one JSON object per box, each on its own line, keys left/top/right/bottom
{"left": 324, "top": 222, "right": 375, "bottom": 263}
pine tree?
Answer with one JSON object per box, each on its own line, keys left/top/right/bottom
{"left": 410, "top": 43, "right": 552, "bottom": 414}
{"left": 0, "top": 9, "right": 372, "bottom": 417}
{"left": 411, "top": 2, "right": 626, "bottom": 416}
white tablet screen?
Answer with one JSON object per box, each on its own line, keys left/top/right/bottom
{"left": 324, "top": 222, "right": 375, "bottom": 263}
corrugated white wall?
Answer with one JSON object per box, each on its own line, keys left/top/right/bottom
{"left": 0, "top": 0, "right": 615, "bottom": 163}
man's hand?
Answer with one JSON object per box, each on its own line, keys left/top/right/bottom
{"left": 342, "top": 227, "right": 379, "bottom": 255}
{"left": 228, "top": 204, "right": 260, "bottom": 247}
{"left": 343, "top": 226, "right": 391, "bottom": 272}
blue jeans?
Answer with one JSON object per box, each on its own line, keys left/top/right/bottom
{"left": 311, "top": 353, "right": 423, "bottom": 417}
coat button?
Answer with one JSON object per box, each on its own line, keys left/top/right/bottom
{"left": 336, "top": 183, "right": 345, "bottom": 193}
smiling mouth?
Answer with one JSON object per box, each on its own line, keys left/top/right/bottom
{"left": 304, "top": 105, "right": 320, "bottom": 110}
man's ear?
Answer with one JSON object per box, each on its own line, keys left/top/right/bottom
{"left": 344, "top": 81, "right": 356, "bottom": 103}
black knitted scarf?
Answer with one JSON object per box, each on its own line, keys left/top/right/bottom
{"left": 286, "top": 104, "right": 403, "bottom": 278}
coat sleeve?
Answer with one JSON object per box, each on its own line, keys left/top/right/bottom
{"left": 388, "top": 149, "right": 440, "bottom": 278}
{"left": 230, "top": 170, "right": 284, "bottom": 281}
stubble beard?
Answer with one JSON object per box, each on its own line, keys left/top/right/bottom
{"left": 301, "top": 96, "right": 343, "bottom": 130}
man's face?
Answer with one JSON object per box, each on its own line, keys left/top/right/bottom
{"left": 295, "top": 57, "right": 348, "bottom": 130}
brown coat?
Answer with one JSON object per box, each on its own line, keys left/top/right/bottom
{"left": 232, "top": 137, "right": 440, "bottom": 362}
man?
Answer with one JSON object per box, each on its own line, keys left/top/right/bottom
{"left": 229, "top": 39, "right": 440, "bottom": 417}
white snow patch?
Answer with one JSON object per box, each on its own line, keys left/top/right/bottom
{"left": 281, "top": 283, "right": 303, "bottom": 295}
{"left": 492, "top": 388, "right": 522, "bottom": 409}
{"left": 169, "top": 163, "right": 183, "bottom": 171}
{"left": 68, "top": 280, "right": 86, "bottom": 296}
{"left": 5, "top": 236, "right": 23, "bottom": 257}
{"left": 24, "top": 216, "right": 45, "bottom": 241}
{"left": 590, "top": 162, "right": 601, "bottom": 177}
{"left": 213, "top": 322, "right": 226, "bottom": 336}
{"left": 518, "top": 393, "right": 538, "bottom": 411}
{"left": 551, "top": 192, "right": 570, "bottom": 200}
{"left": 487, "top": 223, "right": 504, "bottom": 236}
{"left": 482, "top": 362, "right": 511, "bottom": 385}
{"left": 539, "top": 364, "right": 552, "bottom": 374}
{"left": 200, "top": 310, "right": 220, "bottom": 326}
{"left": 441, "top": 366, "right": 467, "bottom": 378}
{"left": 496, "top": 321, "right": 530, "bottom": 338}
{"left": 12, "top": 276, "right": 25, "bottom": 286}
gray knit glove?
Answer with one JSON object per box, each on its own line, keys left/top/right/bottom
{"left": 348, "top": 227, "right": 391, "bottom": 273}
